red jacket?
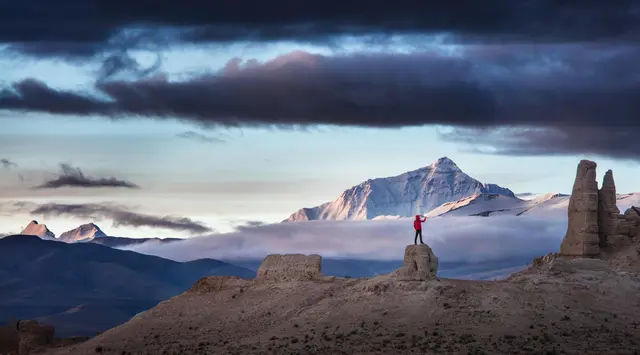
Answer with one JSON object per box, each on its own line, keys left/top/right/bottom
{"left": 414, "top": 217, "right": 427, "bottom": 230}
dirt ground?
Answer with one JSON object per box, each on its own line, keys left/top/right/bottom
{"left": 44, "top": 248, "right": 640, "bottom": 355}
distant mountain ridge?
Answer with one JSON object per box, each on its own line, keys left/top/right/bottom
{"left": 58, "top": 223, "right": 107, "bottom": 243}
{"left": 285, "top": 157, "right": 516, "bottom": 221}
{"left": 15, "top": 221, "right": 184, "bottom": 247}
{"left": 0, "top": 234, "right": 254, "bottom": 337}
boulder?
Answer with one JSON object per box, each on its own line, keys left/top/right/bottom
{"left": 560, "top": 160, "right": 600, "bottom": 256}
{"left": 397, "top": 244, "right": 438, "bottom": 281}
{"left": 256, "top": 254, "right": 323, "bottom": 282}
{"left": 624, "top": 207, "right": 640, "bottom": 221}
{"left": 17, "top": 320, "right": 54, "bottom": 355}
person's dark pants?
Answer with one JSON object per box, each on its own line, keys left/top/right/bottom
{"left": 414, "top": 229, "right": 424, "bottom": 244}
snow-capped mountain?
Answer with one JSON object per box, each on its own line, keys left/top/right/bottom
{"left": 58, "top": 223, "right": 108, "bottom": 243}
{"left": 20, "top": 220, "right": 56, "bottom": 240}
{"left": 284, "top": 157, "right": 516, "bottom": 221}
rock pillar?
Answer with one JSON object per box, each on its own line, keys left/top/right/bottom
{"left": 397, "top": 244, "right": 438, "bottom": 281}
{"left": 559, "top": 160, "right": 600, "bottom": 256}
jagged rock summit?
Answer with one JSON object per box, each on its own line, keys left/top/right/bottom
{"left": 285, "top": 157, "right": 515, "bottom": 221}
{"left": 559, "top": 159, "right": 640, "bottom": 257}
{"left": 58, "top": 223, "right": 107, "bottom": 243}
{"left": 20, "top": 221, "right": 55, "bottom": 240}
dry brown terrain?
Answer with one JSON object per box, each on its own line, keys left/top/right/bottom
{"left": 44, "top": 246, "right": 640, "bottom": 355}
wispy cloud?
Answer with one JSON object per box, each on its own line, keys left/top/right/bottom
{"left": 176, "top": 131, "right": 227, "bottom": 144}
{"left": 119, "top": 215, "right": 566, "bottom": 263}
{"left": 0, "top": 158, "right": 17, "bottom": 169}
{"left": 30, "top": 202, "right": 214, "bottom": 235}
{"left": 515, "top": 192, "right": 536, "bottom": 198}
{"left": 35, "top": 163, "right": 139, "bottom": 189}
{"left": 233, "top": 220, "right": 267, "bottom": 232}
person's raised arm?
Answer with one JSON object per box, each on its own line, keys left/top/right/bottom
{"left": 421, "top": 217, "right": 427, "bottom": 222}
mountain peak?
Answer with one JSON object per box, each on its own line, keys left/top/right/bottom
{"left": 21, "top": 220, "right": 56, "bottom": 240}
{"left": 285, "top": 158, "right": 515, "bottom": 221}
{"left": 428, "top": 157, "right": 460, "bottom": 171}
{"left": 58, "top": 223, "right": 108, "bottom": 243}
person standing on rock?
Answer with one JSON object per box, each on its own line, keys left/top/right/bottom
{"left": 413, "top": 215, "right": 427, "bottom": 244}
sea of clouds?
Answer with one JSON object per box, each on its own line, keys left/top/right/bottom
{"left": 118, "top": 214, "right": 568, "bottom": 265}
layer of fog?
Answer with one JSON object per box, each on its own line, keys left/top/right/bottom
{"left": 118, "top": 214, "right": 567, "bottom": 264}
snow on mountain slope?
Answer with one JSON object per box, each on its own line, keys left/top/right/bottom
{"left": 20, "top": 220, "right": 56, "bottom": 240}
{"left": 615, "top": 193, "right": 640, "bottom": 213}
{"left": 58, "top": 223, "right": 108, "bottom": 243}
{"left": 425, "top": 193, "right": 527, "bottom": 217}
{"left": 411, "top": 192, "right": 639, "bottom": 219}
{"left": 285, "top": 157, "right": 516, "bottom": 221}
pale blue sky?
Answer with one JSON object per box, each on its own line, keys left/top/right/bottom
{"left": 1, "top": 38, "right": 637, "bottom": 237}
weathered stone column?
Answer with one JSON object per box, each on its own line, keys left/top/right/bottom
{"left": 598, "top": 170, "right": 620, "bottom": 247}
{"left": 559, "top": 160, "right": 600, "bottom": 256}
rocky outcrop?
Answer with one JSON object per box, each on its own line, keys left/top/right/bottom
{"left": 532, "top": 253, "right": 559, "bottom": 267}
{"left": 17, "top": 320, "right": 54, "bottom": 355}
{"left": 560, "top": 160, "right": 640, "bottom": 257}
{"left": 560, "top": 160, "right": 600, "bottom": 256}
{"left": 596, "top": 170, "right": 635, "bottom": 250}
{"left": 256, "top": 254, "right": 323, "bottom": 282}
{"left": 396, "top": 244, "right": 438, "bottom": 281}
{"left": 598, "top": 170, "right": 619, "bottom": 244}
{"left": 624, "top": 208, "right": 640, "bottom": 239}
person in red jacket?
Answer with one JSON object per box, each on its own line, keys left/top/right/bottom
{"left": 413, "top": 215, "right": 427, "bottom": 244}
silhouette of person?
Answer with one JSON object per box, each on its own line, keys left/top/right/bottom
{"left": 413, "top": 215, "right": 427, "bottom": 244}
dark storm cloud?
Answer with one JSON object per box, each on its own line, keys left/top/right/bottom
{"left": 1, "top": 159, "right": 17, "bottom": 169}
{"left": 2, "top": 44, "right": 640, "bottom": 159}
{"left": 438, "top": 126, "right": 640, "bottom": 162}
{"left": 1, "top": 0, "right": 639, "bottom": 57}
{"left": 35, "top": 163, "right": 139, "bottom": 189}
{"left": 176, "top": 131, "right": 227, "bottom": 144}
{"left": 2, "top": 46, "right": 639, "bottom": 126}
{"left": 30, "top": 203, "right": 214, "bottom": 234}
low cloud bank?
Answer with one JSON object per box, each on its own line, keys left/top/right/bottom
{"left": 119, "top": 215, "right": 567, "bottom": 264}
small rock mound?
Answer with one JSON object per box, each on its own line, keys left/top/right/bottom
{"left": 256, "top": 254, "right": 323, "bottom": 282}
{"left": 532, "top": 252, "right": 559, "bottom": 267}
{"left": 396, "top": 244, "right": 438, "bottom": 281}
{"left": 188, "top": 276, "right": 249, "bottom": 293}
